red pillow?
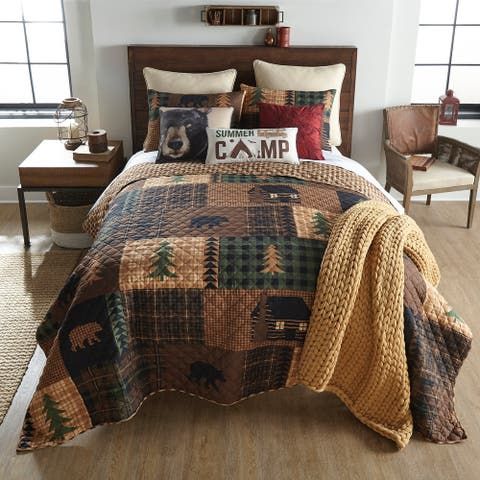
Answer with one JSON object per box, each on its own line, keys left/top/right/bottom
{"left": 258, "top": 103, "right": 325, "bottom": 160}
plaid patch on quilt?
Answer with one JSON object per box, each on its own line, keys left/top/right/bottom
{"left": 17, "top": 162, "right": 472, "bottom": 450}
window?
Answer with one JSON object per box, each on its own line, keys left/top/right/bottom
{"left": 0, "top": 0, "right": 71, "bottom": 117}
{"left": 412, "top": 0, "right": 480, "bottom": 118}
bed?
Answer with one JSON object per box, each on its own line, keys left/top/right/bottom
{"left": 18, "top": 46, "right": 472, "bottom": 451}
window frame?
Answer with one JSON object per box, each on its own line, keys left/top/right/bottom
{"left": 414, "top": 0, "right": 480, "bottom": 119}
{"left": 0, "top": 0, "right": 72, "bottom": 118}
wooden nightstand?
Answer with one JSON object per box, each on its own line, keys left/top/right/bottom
{"left": 18, "top": 139, "right": 125, "bottom": 248}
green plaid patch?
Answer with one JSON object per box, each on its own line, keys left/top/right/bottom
{"left": 218, "top": 236, "right": 326, "bottom": 290}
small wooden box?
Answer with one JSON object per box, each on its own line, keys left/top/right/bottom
{"left": 73, "top": 143, "right": 119, "bottom": 163}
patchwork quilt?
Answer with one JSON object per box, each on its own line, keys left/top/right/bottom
{"left": 18, "top": 162, "right": 472, "bottom": 450}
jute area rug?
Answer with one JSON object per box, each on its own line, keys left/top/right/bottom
{"left": 0, "top": 250, "right": 81, "bottom": 424}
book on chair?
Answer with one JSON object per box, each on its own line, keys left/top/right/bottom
{"left": 410, "top": 155, "right": 436, "bottom": 171}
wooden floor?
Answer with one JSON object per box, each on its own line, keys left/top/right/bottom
{"left": 0, "top": 201, "right": 479, "bottom": 480}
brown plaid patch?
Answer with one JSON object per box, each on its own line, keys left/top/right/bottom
{"left": 207, "top": 182, "right": 253, "bottom": 207}
{"left": 246, "top": 206, "right": 297, "bottom": 236}
{"left": 242, "top": 346, "right": 294, "bottom": 397}
{"left": 125, "top": 288, "right": 204, "bottom": 343}
{"left": 37, "top": 344, "right": 71, "bottom": 390}
{"left": 120, "top": 237, "right": 207, "bottom": 290}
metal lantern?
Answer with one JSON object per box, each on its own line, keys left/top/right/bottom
{"left": 439, "top": 89, "right": 460, "bottom": 126}
{"left": 54, "top": 97, "right": 88, "bottom": 150}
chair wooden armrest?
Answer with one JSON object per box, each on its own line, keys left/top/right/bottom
{"left": 437, "top": 135, "right": 480, "bottom": 177}
{"left": 384, "top": 140, "right": 412, "bottom": 193}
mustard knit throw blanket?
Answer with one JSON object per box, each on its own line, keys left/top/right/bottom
{"left": 298, "top": 200, "right": 440, "bottom": 448}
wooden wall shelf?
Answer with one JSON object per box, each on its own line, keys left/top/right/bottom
{"left": 201, "top": 5, "right": 284, "bottom": 26}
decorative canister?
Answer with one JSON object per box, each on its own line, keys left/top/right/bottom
{"left": 277, "top": 26, "right": 291, "bottom": 47}
{"left": 245, "top": 9, "right": 258, "bottom": 26}
{"left": 88, "top": 129, "right": 108, "bottom": 153}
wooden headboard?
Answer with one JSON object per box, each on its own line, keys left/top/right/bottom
{"left": 128, "top": 45, "right": 357, "bottom": 157}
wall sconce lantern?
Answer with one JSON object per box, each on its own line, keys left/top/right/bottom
{"left": 54, "top": 97, "right": 88, "bottom": 150}
{"left": 439, "top": 89, "right": 460, "bottom": 126}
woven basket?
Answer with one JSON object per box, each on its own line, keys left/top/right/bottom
{"left": 46, "top": 192, "right": 95, "bottom": 249}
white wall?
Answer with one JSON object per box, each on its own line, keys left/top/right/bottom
{"left": 88, "top": 0, "right": 405, "bottom": 166}
{"left": 3, "top": 0, "right": 478, "bottom": 203}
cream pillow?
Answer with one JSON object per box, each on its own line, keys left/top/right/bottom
{"left": 143, "top": 67, "right": 237, "bottom": 94}
{"left": 206, "top": 127, "right": 299, "bottom": 165}
{"left": 253, "top": 60, "right": 346, "bottom": 146}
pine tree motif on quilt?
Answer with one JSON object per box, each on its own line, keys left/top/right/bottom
{"left": 106, "top": 292, "right": 129, "bottom": 355}
{"left": 149, "top": 241, "right": 177, "bottom": 280}
{"left": 43, "top": 394, "right": 75, "bottom": 441}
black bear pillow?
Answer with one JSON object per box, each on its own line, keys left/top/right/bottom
{"left": 156, "top": 107, "right": 234, "bottom": 163}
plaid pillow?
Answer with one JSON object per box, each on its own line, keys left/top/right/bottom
{"left": 240, "top": 84, "right": 336, "bottom": 151}
{"left": 144, "top": 90, "right": 245, "bottom": 152}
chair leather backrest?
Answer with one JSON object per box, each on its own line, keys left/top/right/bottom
{"left": 384, "top": 105, "right": 439, "bottom": 155}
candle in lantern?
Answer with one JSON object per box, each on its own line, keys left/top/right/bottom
{"left": 68, "top": 118, "right": 80, "bottom": 140}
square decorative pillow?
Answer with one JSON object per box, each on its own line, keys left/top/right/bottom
{"left": 157, "top": 107, "right": 234, "bottom": 163}
{"left": 144, "top": 90, "right": 245, "bottom": 152}
{"left": 240, "top": 84, "right": 335, "bottom": 151}
{"left": 253, "top": 60, "right": 345, "bottom": 146}
{"left": 259, "top": 103, "right": 325, "bottom": 160}
{"left": 205, "top": 128, "right": 299, "bottom": 165}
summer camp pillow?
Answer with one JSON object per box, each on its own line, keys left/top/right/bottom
{"left": 259, "top": 103, "right": 325, "bottom": 160}
{"left": 240, "top": 83, "right": 335, "bottom": 151}
{"left": 253, "top": 60, "right": 345, "bottom": 146}
{"left": 143, "top": 67, "right": 237, "bottom": 94}
{"left": 144, "top": 90, "right": 245, "bottom": 152}
{"left": 157, "top": 107, "right": 234, "bottom": 163}
{"left": 206, "top": 127, "right": 299, "bottom": 165}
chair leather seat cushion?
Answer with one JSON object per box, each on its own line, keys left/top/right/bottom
{"left": 412, "top": 159, "right": 475, "bottom": 191}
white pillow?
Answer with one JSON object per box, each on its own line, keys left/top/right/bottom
{"left": 253, "top": 60, "right": 346, "bottom": 146}
{"left": 143, "top": 67, "right": 237, "bottom": 94}
{"left": 206, "top": 128, "right": 299, "bottom": 165}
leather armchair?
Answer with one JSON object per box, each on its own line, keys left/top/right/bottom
{"left": 383, "top": 105, "right": 480, "bottom": 228}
